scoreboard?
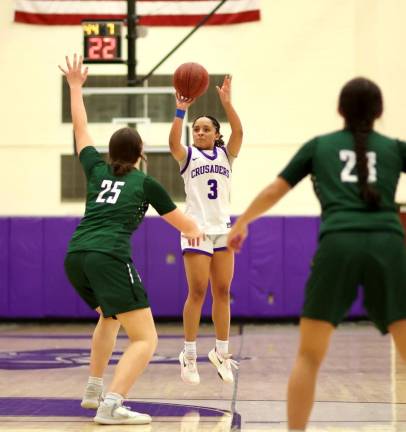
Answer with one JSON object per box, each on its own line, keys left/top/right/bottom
{"left": 82, "top": 20, "right": 123, "bottom": 64}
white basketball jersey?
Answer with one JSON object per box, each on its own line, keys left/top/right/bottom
{"left": 180, "top": 145, "right": 233, "bottom": 235}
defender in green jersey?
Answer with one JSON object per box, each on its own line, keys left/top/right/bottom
{"left": 227, "top": 77, "right": 406, "bottom": 431}
{"left": 59, "top": 55, "right": 201, "bottom": 425}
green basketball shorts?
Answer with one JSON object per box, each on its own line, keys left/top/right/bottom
{"left": 64, "top": 251, "right": 149, "bottom": 318}
{"left": 302, "top": 231, "right": 406, "bottom": 334}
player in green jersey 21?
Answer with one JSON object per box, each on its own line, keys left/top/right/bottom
{"left": 59, "top": 54, "right": 202, "bottom": 426}
{"left": 227, "top": 77, "right": 406, "bottom": 431}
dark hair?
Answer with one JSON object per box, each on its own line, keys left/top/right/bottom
{"left": 108, "top": 127, "right": 144, "bottom": 176}
{"left": 192, "top": 115, "right": 225, "bottom": 147}
{"left": 338, "top": 77, "right": 383, "bottom": 209}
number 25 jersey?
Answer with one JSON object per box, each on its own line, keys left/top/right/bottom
{"left": 180, "top": 145, "right": 233, "bottom": 235}
{"left": 67, "top": 146, "right": 176, "bottom": 261}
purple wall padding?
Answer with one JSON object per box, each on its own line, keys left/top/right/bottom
{"left": 0, "top": 216, "right": 368, "bottom": 320}
{"left": 43, "top": 218, "right": 80, "bottom": 317}
{"left": 146, "top": 218, "right": 183, "bottom": 316}
{"left": 249, "top": 217, "right": 284, "bottom": 317}
{"left": 9, "top": 218, "right": 44, "bottom": 317}
{"left": 0, "top": 218, "right": 9, "bottom": 317}
{"left": 284, "top": 217, "right": 320, "bottom": 316}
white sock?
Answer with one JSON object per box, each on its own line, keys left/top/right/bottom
{"left": 184, "top": 341, "right": 197, "bottom": 358}
{"left": 103, "top": 392, "right": 123, "bottom": 406}
{"left": 88, "top": 376, "right": 103, "bottom": 386}
{"left": 215, "top": 339, "right": 229, "bottom": 356}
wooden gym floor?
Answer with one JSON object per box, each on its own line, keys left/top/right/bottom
{"left": 0, "top": 322, "right": 405, "bottom": 431}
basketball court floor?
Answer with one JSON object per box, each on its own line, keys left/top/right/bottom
{"left": 1, "top": 321, "right": 406, "bottom": 431}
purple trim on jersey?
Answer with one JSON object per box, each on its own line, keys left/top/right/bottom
{"left": 182, "top": 248, "right": 213, "bottom": 257}
{"left": 180, "top": 146, "right": 192, "bottom": 175}
{"left": 196, "top": 145, "right": 218, "bottom": 161}
{"left": 213, "top": 246, "right": 228, "bottom": 252}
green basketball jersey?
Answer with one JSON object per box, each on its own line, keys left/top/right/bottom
{"left": 67, "top": 146, "right": 177, "bottom": 261}
{"left": 279, "top": 130, "right": 406, "bottom": 237}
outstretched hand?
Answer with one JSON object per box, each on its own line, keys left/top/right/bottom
{"left": 58, "top": 54, "right": 88, "bottom": 89}
{"left": 216, "top": 75, "right": 232, "bottom": 105}
{"left": 175, "top": 93, "right": 195, "bottom": 111}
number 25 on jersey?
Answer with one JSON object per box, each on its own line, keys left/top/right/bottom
{"left": 96, "top": 180, "right": 125, "bottom": 204}
{"left": 340, "top": 150, "right": 377, "bottom": 183}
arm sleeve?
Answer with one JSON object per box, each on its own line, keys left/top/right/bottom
{"left": 79, "top": 146, "right": 105, "bottom": 179}
{"left": 398, "top": 140, "right": 406, "bottom": 172}
{"left": 278, "top": 138, "right": 315, "bottom": 187}
{"left": 143, "top": 176, "right": 177, "bottom": 215}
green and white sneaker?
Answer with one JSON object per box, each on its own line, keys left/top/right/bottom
{"left": 208, "top": 349, "right": 239, "bottom": 384}
{"left": 80, "top": 383, "right": 104, "bottom": 409}
{"left": 94, "top": 400, "right": 152, "bottom": 425}
{"left": 179, "top": 351, "right": 200, "bottom": 385}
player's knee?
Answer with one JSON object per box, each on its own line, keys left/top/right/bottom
{"left": 134, "top": 329, "right": 158, "bottom": 354}
{"left": 298, "top": 347, "right": 325, "bottom": 368}
{"left": 188, "top": 285, "right": 207, "bottom": 303}
{"left": 213, "top": 285, "right": 230, "bottom": 302}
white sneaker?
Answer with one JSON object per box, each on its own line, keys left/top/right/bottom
{"left": 179, "top": 351, "right": 200, "bottom": 385}
{"left": 94, "top": 401, "right": 152, "bottom": 425}
{"left": 208, "top": 349, "right": 239, "bottom": 384}
{"left": 80, "top": 383, "right": 103, "bottom": 409}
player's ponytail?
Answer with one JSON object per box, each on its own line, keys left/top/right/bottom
{"left": 338, "top": 77, "right": 383, "bottom": 209}
{"left": 109, "top": 127, "right": 144, "bottom": 176}
{"left": 110, "top": 160, "right": 135, "bottom": 177}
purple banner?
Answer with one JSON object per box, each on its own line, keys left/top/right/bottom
{"left": 0, "top": 219, "right": 9, "bottom": 317}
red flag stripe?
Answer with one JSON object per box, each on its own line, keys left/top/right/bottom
{"left": 15, "top": 10, "right": 260, "bottom": 25}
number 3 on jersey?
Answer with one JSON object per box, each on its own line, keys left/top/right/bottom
{"left": 96, "top": 180, "right": 125, "bottom": 204}
{"left": 207, "top": 179, "right": 218, "bottom": 199}
{"left": 340, "top": 150, "right": 377, "bottom": 183}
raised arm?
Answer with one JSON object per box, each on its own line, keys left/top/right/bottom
{"left": 168, "top": 94, "right": 195, "bottom": 162}
{"left": 58, "top": 54, "right": 91, "bottom": 155}
{"left": 227, "top": 177, "right": 291, "bottom": 251}
{"left": 217, "top": 75, "right": 243, "bottom": 158}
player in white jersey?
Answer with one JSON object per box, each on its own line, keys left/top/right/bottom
{"left": 181, "top": 136, "right": 232, "bottom": 236}
{"left": 169, "top": 76, "right": 243, "bottom": 385}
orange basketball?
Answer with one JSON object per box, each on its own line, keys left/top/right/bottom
{"left": 173, "top": 62, "right": 209, "bottom": 99}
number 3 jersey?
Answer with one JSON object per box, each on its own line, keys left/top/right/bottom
{"left": 279, "top": 129, "right": 406, "bottom": 237}
{"left": 67, "top": 146, "right": 176, "bottom": 262}
{"left": 180, "top": 145, "right": 234, "bottom": 235}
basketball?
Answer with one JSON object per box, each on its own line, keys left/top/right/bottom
{"left": 173, "top": 62, "right": 209, "bottom": 99}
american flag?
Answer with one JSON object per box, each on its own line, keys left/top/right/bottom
{"left": 14, "top": 0, "right": 261, "bottom": 26}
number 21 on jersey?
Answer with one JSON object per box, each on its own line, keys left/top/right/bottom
{"left": 340, "top": 150, "right": 377, "bottom": 183}
{"left": 96, "top": 180, "right": 125, "bottom": 204}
